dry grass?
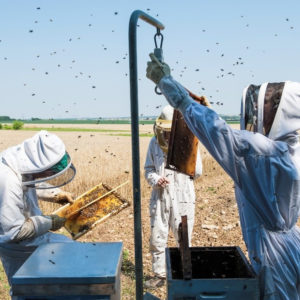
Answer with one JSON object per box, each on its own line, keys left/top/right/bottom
{"left": 0, "top": 125, "right": 241, "bottom": 299}
{"left": 0, "top": 124, "right": 296, "bottom": 300}
{"left": 0, "top": 129, "right": 150, "bottom": 299}
{"left": 0, "top": 127, "right": 237, "bottom": 299}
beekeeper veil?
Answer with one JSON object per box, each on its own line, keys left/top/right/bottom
{"left": 241, "top": 81, "right": 300, "bottom": 140}
{"left": 154, "top": 105, "right": 174, "bottom": 153}
{"left": 0, "top": 130, "right": 76, "bottom": 189}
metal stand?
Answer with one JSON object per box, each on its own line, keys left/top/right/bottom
{"left": 128, "top": 10, "right": 164, "bottom": 300}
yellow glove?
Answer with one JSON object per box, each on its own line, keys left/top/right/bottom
{"left": 146, "top": 53, "right": 171, "bottom": 84}
{"left": 49, "top": 215, "right": 66, "bottom": 231}
{"left": 200, "top": 96, "right": 211, "bottom": 108}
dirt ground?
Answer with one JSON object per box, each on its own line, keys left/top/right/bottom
{"left": 80, "top": 158, "right": 243, "bottom": 300}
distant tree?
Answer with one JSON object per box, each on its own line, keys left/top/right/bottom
{"left": 0, "top": 123, "right": 2, "bottom": 129}
{"left": 12, "top": 120, "right": 24, "bottom": 130}
{"left": 0, "top": 116, "right": 12, "bottom": 121}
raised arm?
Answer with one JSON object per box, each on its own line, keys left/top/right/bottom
{"left": 157, "top": 76, "right": 293, "bottom": 230}
{"left": 159, "top": 76, "right": 242, "bottom": 185}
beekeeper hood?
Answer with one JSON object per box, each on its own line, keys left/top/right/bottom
{"left": 240, "top": 81, "right": 300, "bottom": 140}
{"left": 0, "top": 130, "right": 76, "bottom": 189}
{"left": 154, "top": 105, "right": 174, "bottom": 153}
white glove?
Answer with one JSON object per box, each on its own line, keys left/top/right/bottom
{"left": 13, "top": 219, "right": 36, "bottom": 242}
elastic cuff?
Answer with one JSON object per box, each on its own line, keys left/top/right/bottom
{"left": 30, "top": 215, "right": 52, "bottom": 236}
{"left": 153, "top": 174, "right": 162, "bottom": 186}
{"left": 157, "top": 75, "right": 172, "bottom": 87}
{"left": 148, "top": 172, "right": 161, "bottom": 186}
{"left": 153, "top": 176, "right": 163, "bottom": 189}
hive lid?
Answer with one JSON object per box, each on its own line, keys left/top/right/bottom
{"left": 12, "top": 242, "right": 123, "bottom": 285}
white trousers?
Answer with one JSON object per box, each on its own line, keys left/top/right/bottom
{"left": 149, "top": 196, "right": 194, "bottom": 277}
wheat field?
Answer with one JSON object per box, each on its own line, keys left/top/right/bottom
{"left": 2, "top": 124, "right": 295, "bottom": 299}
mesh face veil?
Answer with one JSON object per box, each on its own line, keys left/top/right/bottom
{"left": 154, "top": 119, "right": 172, "bottom": 153}
{"left": 22, "top": 152, "right": 76, "bottom": 189}
{"left": 242, "top": 84, "right": 261, "bottom": 132}
{"left": 154, "top": 105, "right": 174, "bottom": 153}
{"left": 241, "top": 82, "right": 284, "bottom": 136}
{"left": 262, "top": 82, "right": 284, "bottom": 135}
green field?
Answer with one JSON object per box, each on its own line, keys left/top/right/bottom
{"left": 0, "top": 127, "right": 153, "bottom": 137}
{"left": 0, "top": 117, "right": 239, "bottom": 125}
{"left": 0, "top": 119, "right": 155, "bottom": 125}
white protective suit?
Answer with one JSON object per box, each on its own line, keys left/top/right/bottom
{"left": 0, "top": 131, "right": 74, "bottom": 286}
{"left": 144, "top": 121, "right": 202, "bottom": 277}
{"left": 157, "top": 76, "right": 300, "bottom": 300}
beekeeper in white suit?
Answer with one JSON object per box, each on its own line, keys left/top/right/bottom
{"left": 0, "top": 130, "right": 76, "bottom": 287}
{"left": 146, "top": 53, "right": 300, "bottom": 299}
{"left": 144, "top": 105, "right": 202, "bottom": 288}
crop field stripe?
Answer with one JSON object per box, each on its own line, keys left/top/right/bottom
{"left": 21, "top": 127, "right": 129, "bottom": 133}
{"left": 4, "top": 127, "right": 154, "bottom": 137}
{"left": 1, "top": 120, "right": 156, "bottom": 125}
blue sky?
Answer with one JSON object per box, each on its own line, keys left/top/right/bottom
{"left": 1, "top": 0, "right": 300, "bottom": 119}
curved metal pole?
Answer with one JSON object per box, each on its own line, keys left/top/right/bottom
{"left": 128, "top": 10, "right": 164, "bottom": 300}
